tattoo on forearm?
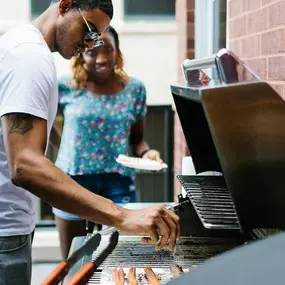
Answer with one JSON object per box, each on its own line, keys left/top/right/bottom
{"left": 8, "top": 114, "right": 34, "bottom": 135}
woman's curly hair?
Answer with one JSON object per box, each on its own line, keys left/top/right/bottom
{"left": 71, "top": 26, "right": 128, "bottom": 89}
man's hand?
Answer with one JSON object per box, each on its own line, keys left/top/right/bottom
{"left": 118, "top": 206, "right": 180, "bottom": 251}
{"left": 142, "top": 149, "right": 162, "bottom": 163}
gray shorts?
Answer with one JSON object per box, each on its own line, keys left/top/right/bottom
{"left": 0, "top": 232, "right": 33, "bottom": 285}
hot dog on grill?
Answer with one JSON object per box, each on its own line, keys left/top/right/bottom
{"left": 144, "top": 266, "right": 160, "bottom": 285}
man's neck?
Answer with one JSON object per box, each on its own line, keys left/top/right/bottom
{"left": 32, "top": 4, "right": 58, "bottom": 52}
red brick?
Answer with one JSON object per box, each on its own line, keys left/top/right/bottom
{"left": 230, "top": 16, "right": 247, "bottom": 38}
{"left": 173, "top": 112, "right": 188, "bottom": 197}
{"left": 262, "top": 0, "right": 279, "bottom": 5}
{"left": 187, "top": 39, "right": 194, "bottom": 49}
{"left": 270, "top": 84, "right": 284, "bottom": 98}
{"left": 187, "top": 10, "right": 195, "bottom": 23}
{"left": 247, "top": 7, "right": 268, "bottom": 34}
{"left": 269, "top": 1, "right": 285, "bottom": 28}
{"left": 229, "top": 0, "right": 243, "bottom": 18}
{"left": 174, "top": 156, "right": 182, "bottom": 169}
{"left": 177, "top": 40, "right": 187, "bottom": 63}
{"left": 186, "top": 0, "right": 195, "bottom": 10}
{"left": 229, "top": 39, "right": 243, "bottom": 56}
{"left": 261, "top": 29, "right": 285, "bottom": 55}
{"left": 187, "top": 22, "right": 195, "bottom": 39}
{"left": 242, "top": 35, "right": 261, "bottom": 58}
{"left": 246, "top": 58, "right": 267, "bottom": 79}
{"left": 187, "top": 48, "right": 195, "bottom": 59}
{"left": 268, "top": 56, "right": 285, "bottom": 80}
{"left": 228, "top": 1, "right": 285, "bottom": 185}
{"left": 242, "top": 0, "right": 262, "bottom": 12}
{"left": 177, "top": 70, "right": 185, "bottom": 84}
{"left": 175, "top": 0, "right": 195, "bottom": 198}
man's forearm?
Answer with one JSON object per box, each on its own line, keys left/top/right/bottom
{"left": 12, "top": 150, "right": 126, "bottom": 227}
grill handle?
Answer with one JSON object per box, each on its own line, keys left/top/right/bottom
{"left": 182, "top": 55, "right": 216, "bottom": 72}
{"left": 181, "top": 54, "right": 217, "bottom": 85}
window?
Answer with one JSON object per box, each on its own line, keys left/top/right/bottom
{"left": 194, "top": 0, "right": 227, "bottom": 86}
{"left": 31, "top": 0, "right": 51, "bottom": 18}
{"left": 124, "top": 0, "right": 175, "bottom": 19}
{"left": 195, "top": 0, "right": 227, "bottom": 58}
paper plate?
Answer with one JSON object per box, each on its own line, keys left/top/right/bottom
{"left": 116, "top": 155, "right": 168, "bottom": 171}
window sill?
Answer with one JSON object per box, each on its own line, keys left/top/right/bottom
{"left": 111, "top": 19, "right": 177, "bottom": 35}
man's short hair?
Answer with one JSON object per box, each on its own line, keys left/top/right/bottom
{"left": 51, "top": 0, "right": 113, "bottom": 19}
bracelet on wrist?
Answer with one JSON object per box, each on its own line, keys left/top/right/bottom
{"left": 140, "top": 149, "right": 150, "bottom": 158}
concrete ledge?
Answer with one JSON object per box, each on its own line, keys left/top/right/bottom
{"left": 32, "top": 231, "right": 61, "bottom": 263}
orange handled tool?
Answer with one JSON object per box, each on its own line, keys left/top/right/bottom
{"left": 67, "top": 230, "right": 119, "bottom": 285}
{"left": 41, "top": 233, "right": 101, "bottom": 285}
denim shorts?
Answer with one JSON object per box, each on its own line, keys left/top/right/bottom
{"left": 0, "top": 232, "right": 34, "bottom": 285}
{"left": 53, "top": 173, "right": 136, "bottom": 221}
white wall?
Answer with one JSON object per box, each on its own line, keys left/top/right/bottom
{"left": 0, "top": 0, "right": 30, "bottom": 33}
{"left": 119, "top": 30, "right": 177, "bottom": 105}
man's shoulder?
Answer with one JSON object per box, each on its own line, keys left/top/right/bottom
{"left": 0, "top": 26, "right": 55, "bottom": 79}
{"left": 0, "top": 25, "right": 51, "bottom": 63}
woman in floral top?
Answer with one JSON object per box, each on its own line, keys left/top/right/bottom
{"left": 51, "top": 26, "right": 162, "bottom": 258}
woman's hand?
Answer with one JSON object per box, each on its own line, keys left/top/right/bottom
{"left": 142, "top": 149, "right": 162, "bottom": 163}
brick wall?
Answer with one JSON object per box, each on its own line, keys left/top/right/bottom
{"left": 174, "top": 0, "right": 195, "bottom": 200}
{"left": 228, "top": 0, "right": 285, "bottom": 99}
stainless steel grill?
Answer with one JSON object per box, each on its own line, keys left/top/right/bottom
{"left": 177, "top": 175, "right": 240, "bottom": 230}
{"left": 63, "top": 49, "right": 285, "bottom": 285}
{"left": 87, "top": 235, "right": 244, "bottom": 284}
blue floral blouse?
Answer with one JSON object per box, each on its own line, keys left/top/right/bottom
{"left": 55, "top": 76, "right": 147, "bottom": 181}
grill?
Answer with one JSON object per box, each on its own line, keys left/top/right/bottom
{"left": 177, "top": 175, "right": 240, "bottom": 230}
{"left": 87, "top": 235, "right": 244, "bottom": 284}
{"left": 66, "top": 49, "right": 285, "bottom": 284}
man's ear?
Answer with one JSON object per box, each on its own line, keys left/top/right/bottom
{"left": 58, "top": 0, "right": 73, "bottom": 15}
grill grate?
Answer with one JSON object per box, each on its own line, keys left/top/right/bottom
{"left": 177, "top": 175, "right": 240, "bottom": 230}
{"left": 87, "top": 235, "right": 242, "bottom": 284}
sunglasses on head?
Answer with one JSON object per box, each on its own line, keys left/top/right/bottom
{"left": 73, "top": 0, "right": 104, "bottom": 49}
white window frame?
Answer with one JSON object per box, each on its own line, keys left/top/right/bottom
{"left": 195, "top": 0, "right": 215, "bottom": 59}
{"left": 194, "top": 0, "right": 227, "bottom": 79}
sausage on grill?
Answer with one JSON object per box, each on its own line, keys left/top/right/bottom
{"left": 144, "top": 266, "right": 160, "bottom": 285}
{"left": 113, "top": 267, "right": 138, "bottom": 285}
{"left": 170, "top": 264, "right": 184, "bottom": 278}
{"left": 112, "top": 268, "right": 125, "bottom": 285}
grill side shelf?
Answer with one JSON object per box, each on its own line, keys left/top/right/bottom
{"left": 177, "top": 175, "right": 241, "bottom": 230}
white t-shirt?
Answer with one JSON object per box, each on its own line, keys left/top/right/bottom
{"left": 0, "top": 25, "right": 58, "bottom": 236}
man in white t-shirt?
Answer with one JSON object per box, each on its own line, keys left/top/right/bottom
{"left": 0, "top": 0, "right": 179, "bottom": 284}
